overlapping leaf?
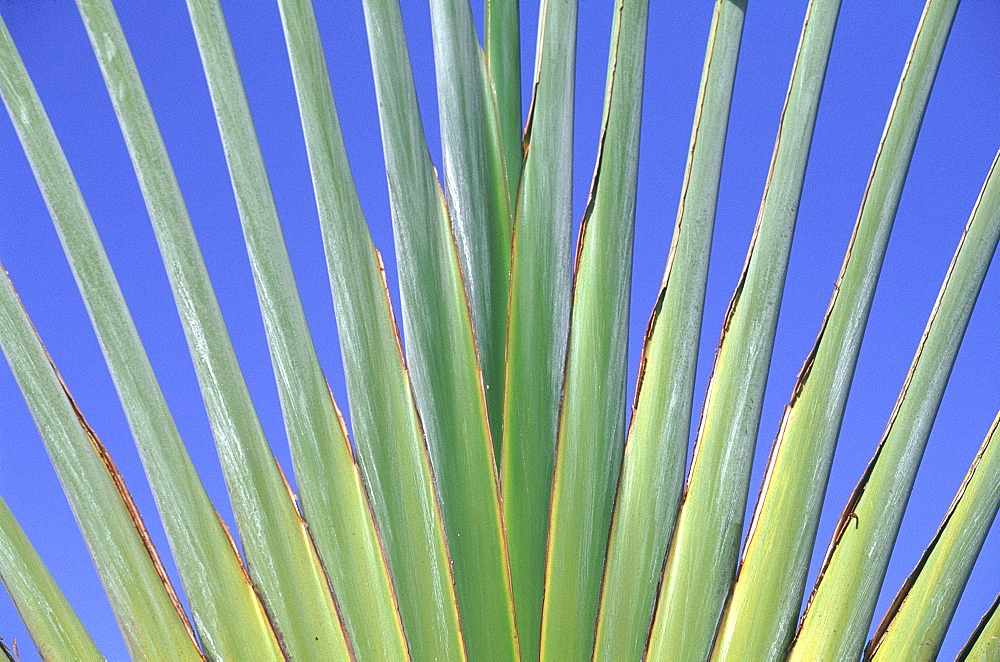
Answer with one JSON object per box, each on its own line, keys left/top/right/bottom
{"left": 541, "top": 1, "right": 649, "bottom": 656}
{"left": 0, "top": 12, "right": 282, "bottom": 658}
{"left": 501, "top": 0, "right": 576, "bottom": 657}
{"left": 74, "top": 0, "right": 350, "bottom": 656}
{"left": 188, "top": 0, "right": 406, "bottom": 656}
{"left": 594, "top": 0, "right": 744, "bottom": 656}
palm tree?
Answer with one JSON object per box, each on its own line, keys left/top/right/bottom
{"left": 0, "top": 0, "right": 997, "bottom": 659}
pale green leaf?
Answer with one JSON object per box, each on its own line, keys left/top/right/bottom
{"left": 0, "top": 268, "right": 201, "bottom": 659}
{"left": 431, "top": 0, "right": 512, "bottom": 466}
{"left": 0, "top": 13, "right": 282, "bottom": 658}
{"left": 485, "top": 0, "right": 521, "bottom": 207}
{"left": 958, "top": 593, "right": 1000, "bottom": 661}
{"left": 279, "top": 0, "right": 455, "bottom": 657}
{"left": 501, "top": 0, "right": 576, "bottom": 658}
{"left": 540, "top": 1, "right": 649, "bottom": 657}
{"left": 791, "top": 109, "right": 993, "bottom": 659}
{"left": 190, "top": 1, "right": 408, "bottom": 657}
{"left": 719, "top": 0, "right": 957, "bottom": 654}
{"left": 870, "top": 406, "right": 1000, "bottom": 660}
{"left": 362, "top": 0, "right": 516, "bottom": 657}
{"left": 427, "top": 0, "right": 518, "bottom": 656}
{"left": 594, "top": 0, "right": 746, "bottom": 656}
{"left": 75, "top": 0, "right": 350, "bottom": 656}
{"left": 694, "top": 1, "right": 843, "bottom": 658}
{"left": 651, "top": 0, "right": 830, "bottom": 656}
{"left": 651, "top": 0, "right": 840, "bottom": 653}
{"left": 0, "top": 493, "right": 102, "bottom": 660}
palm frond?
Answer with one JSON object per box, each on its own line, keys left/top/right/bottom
{"left": 0, "top": 2, "right": 996, "bottom": 660}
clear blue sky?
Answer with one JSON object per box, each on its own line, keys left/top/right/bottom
{"left": 0, "top": 1, "right": 997, "bottom": 659}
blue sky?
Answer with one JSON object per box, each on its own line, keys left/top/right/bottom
{"left": 0, "top": 1, "right": 998, "bottom": 659}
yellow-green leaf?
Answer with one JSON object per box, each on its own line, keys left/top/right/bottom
{"left": 541, "top": 1, "right": 649, "bottom": 657}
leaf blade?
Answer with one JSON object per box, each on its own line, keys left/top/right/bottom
{"left": 540, "top": 1, "right": 650, "bottom": 656}
{"left": 74, "top": 0, "right": 352, "bottom": 655}
{"left": 0, "top": 268, "right": 201, "bottom": 660}
{"left": 791, "top": 123, "right": 995, "bottom": 659}
{"left": 958, "top": 593, "right": 1000, "bottom": 661}
{"left": 279, "top": 1, "right": 466, "bottom": 658}
{"left": 0, "top": 490, "right": 102, "bottom": 660}
{"left": 359, "top": 0, "right": 527, "bottom": 656}
{"left": 869, "top": 408, "right": 1000, "bottom": 660}
{"left": 594, "top": 0, "right": 745, "bottom": 656}
{"left": 501, "top": 0, "right": 576, "bottom": 657}
{"left": 431, "top": 0, "right": 512, "bottom": 462}
{"left": 0, "top": 13, "right": 283, "bottom": 659}
{"left": 725, "top": 0, "right": 962, "bottom": 657}
{"left": 425, "top": 2, "right": 520, "bottom": 655}
{"left": 190, "top": 1, "right": 408, "bottom": 657}
{"left": 485, "top": 0, "right": 521, "bottom": 208}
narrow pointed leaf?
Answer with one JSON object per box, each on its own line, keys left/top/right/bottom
{"left": 279, "top": 2, "right": 417, "bottom": 657}
{"left": 188, "top": 1, "right": 407, "bottom": 657}
{"left": 361, "top": 0, "right": 522, "bottom": 657}
{"left": 424, "top": 1, "right": 520, "bottom": 656}
{"left": 686, "top": 2, "right": 839, "bottom": 659}
{"left": 282, "top": 0, "right": 465, "bottom": 656}
{"left": 540, "top": 1, "right": 649, "bottom": 657}
{"left": 651, "top": 1, "right": 835, "bottom": 657}
{"left": 485, "top": 0, "right": 521, "bottom": 206}
{"left": 958, "top": 593, "right": 1000, "bottom": 661}
{"left": 792, "top": 128, "right": 995, "bottom": 659}
{"left": 0, "top": 269, "right": 201, "bottom": 659}
{"left": 0, "top": 16, "right": 283, "bottom": 659}
{"left": 431, "top": 0, "right": 512, "bottom": 469}
{"left": 718, "top": 1, "right": 958, "bottom": 658}
{"left": 594, "top": 0, "right": 745, "bottom": 656}
{"left": 870, "top": 407, "right": 1000, "bottom": 660}
{"left": 74, "top": 0, "right": 350, "bottom": 656}
{"left": 501, "top": 0, "right": 576, "bottom": 657}
{"left": 0, "top": 493, "right": 102, "bottom": 660}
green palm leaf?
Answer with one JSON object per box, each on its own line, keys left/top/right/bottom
{"left": 0, "top": 266, "right": 201, "bottom": 659}
{"left": 791, "top": 92, "right": 994, "bottom": 658}
{"left": 541, "top": 1, "right": 649, "bottom": 656}
{"left": 869, "top": 406, "right": 1000, "bottom": 659}
{"left": 0, "top": 13, "right": 281, "bottom": 658}
{"left": 501, "top": 0, "right": 576, "bottom": 657}
{"left": 0, "top": 493, "right": 101, "bottom": 660}
{"left": 186, "top": 1, "right": 408, "bottom": 657}
{"left": 959, "top": 593, "right": 1000, "bottom": 660}
{"left": 485, "top": 0, "right": 521, "bottom": 209}
{"left": 0, "top": 3, "right": 995, "bottom": 660}
{"left": 430, "top": 0, "right": 512, "bottom": 463}
{"left": 73, "top": 0, "right": 351, "bottom": 655}
{"left": 360, "top": 0, "right": 514, "bottom": 656}
{"left": 594, "top": 0, "right": 744, "bottom": 656}
{"left": 649, "top": 0, "right": 835, "bottom": 654}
